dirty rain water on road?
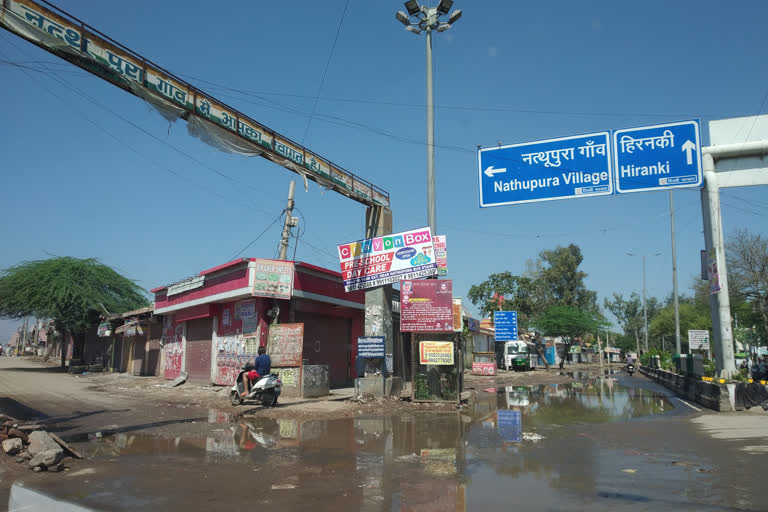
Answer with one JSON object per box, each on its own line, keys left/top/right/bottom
{"left": 7, "top": 375, "right": 747, "bottom": 511}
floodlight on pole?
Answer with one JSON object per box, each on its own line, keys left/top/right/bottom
{"left": 437, "top": 0, "right": 454, "bottom": 14}
{"left": 394, "top": 1, "right": 462, "bottom": 239}
{"left": 404, "top": 0, "right": 420, "bottom": 15}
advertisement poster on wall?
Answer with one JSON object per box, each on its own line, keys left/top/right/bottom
{"left": 419, "top": 341, "right": 455, "bottom": 365}
{"left": 337, "top": 227, "right": 437, "bottom": 292}
{"left": 400, "top": 279, "right": 454, "bottom": 332}
{"left": 434, "top": 235, "right": 448, "bottom": 276}
{"left": 452, "top": 297, "right": 463, "bottom": 332}
{"left": 253, "top": 259, "right": 294, "bottom": 299}
{"left": 267, "top": 323, "right": 304, "bottom": 367}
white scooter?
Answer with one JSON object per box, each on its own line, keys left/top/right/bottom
{"left": 230, "top": 365, "right": 281, "bottom": 407}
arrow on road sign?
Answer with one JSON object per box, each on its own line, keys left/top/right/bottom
{"left": 682, "top": 140, "right": 696, "bottom": 165}
{"left": 484, "top": 165, "right": 506, "bottom": 178}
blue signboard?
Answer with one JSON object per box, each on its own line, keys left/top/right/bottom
{"left": 497, "top": 409, "right": 522, "bottom": 443}
{"left": 494, "top": 311, "right": 518, "bottom": 341}
{"left": 614, "top": 120, "right": 701, "bottom": 193}
{"left": 478, "top": 132, "right": 612, "bottom": 207}
{"left": 357, "top": 336, "right": 385, "bottom": 358}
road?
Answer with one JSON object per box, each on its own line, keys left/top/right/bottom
{"left": 3, "top": 357, "right": 768, "bottom": 511}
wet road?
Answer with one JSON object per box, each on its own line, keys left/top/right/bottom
{"left": 8, "top": 372, "right": 768, "bottom": 511}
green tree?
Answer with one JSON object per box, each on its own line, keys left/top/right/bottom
{"left": 603, "top": 292, "right": 661, "bottom": 352}
{"left": 648, "top": 302, "right": 711, "bottom": 351}
{"left": 536, "top": 245, "right": 597, "bottom": 311}
{"left": 467, "top": 272, "right": 538, "bottom": 329}
{"left": 468, "top": 244, "right": 599, "bottom": 330}
{"left": 726, "top": 229, "right": 768, "bottom": 343}
{"left": 0, "top": 257, "right": 149, "bottom": 365}
{"left": 532, "top": 306, "right": 609, "bottom": 351}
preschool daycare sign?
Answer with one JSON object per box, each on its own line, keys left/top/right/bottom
{"left": 338, "top": 227, "right": 437, "bottom": 292}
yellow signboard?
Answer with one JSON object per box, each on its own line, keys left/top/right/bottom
{"left": 419, "top": 341, "right": 454, "bottom": 365}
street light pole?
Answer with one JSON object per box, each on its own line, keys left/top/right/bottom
{"left": 670, "top": 191, "right": 682, "bottom": 354}
{"left": 425, "top": 26, "right": 436, "bottom": 235}
{"left": 396, "top": 1, "right": 462, "bottom": 238}
{"left": 627, "top": 251, "right": 660, "bottom": 355}
{"left": 642, "top": 254, "right": 648, "bottom": 353}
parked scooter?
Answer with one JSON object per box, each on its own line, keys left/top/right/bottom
{"left": 626, "top": 363, "right": 635, "bottom": 376}
{"left": 230, "top": 365, "right": 281, "bottom": 407}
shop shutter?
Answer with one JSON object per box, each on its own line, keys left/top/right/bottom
{"left": 185, "top": 317, "right": 213, "bottom": 384}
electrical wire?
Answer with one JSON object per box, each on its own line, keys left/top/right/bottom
{"left": 230, "top": 211, "right": 286, "bottom": 261}
{"left": 301, "top": 0, "right": 350, "bottom": 144}
{"left": 0, "top": 36, "right": 286, "bottom": 216}
{"left": 0, "top": 49, "right": 274, "bottom": 214}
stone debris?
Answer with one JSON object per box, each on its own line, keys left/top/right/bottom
{"left": 1, "top": 416, "right": 76, "bottom": 473}
{"left": 2, "top": 438, "right": 23, "bottom": 456}
{"left": 28, "top": 430, "right": 63, "bottom": 456}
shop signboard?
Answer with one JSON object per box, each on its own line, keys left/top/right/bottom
{"left": 419, "top": 341, "right": 454, "bottom": 365}
{"left": 252, "top": 259, "right": 294, "bottom": 299}
{"left": 401, "top": 279, "right": 454, "bottom": 332}
{"left": 472, "top": 362, "right": 496, "bottom": 376}
{"left": 337, "top": 227, "right": 437, "bottom": 292}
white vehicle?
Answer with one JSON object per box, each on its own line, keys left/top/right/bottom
{"left": 504, "top": 341, "right": 537, "bottom": 371}
{"left": 230, "top": 366, "right": 282, "bottom": 407}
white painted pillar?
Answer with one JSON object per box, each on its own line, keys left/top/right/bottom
{"left": 701, "top": 154, "right": 736, "bottom": 378}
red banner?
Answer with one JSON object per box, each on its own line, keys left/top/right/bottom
{"left": 400, "top": 279, "right": 453, "bottom": 332}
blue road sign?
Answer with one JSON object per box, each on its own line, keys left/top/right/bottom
{"left": 614, "top": 120, "right": 702, "bottom": 193}
{"left": 497, "top": 409, "right": 522, "bottom": 443}
{"left": 357, "top": 336, "right": 385, "bottom": 358}
{"left": 494, "top": 311, "right": 518, "bottom": 341}
{"left": 478, "top": 132, "right": 613, "bottom": 207}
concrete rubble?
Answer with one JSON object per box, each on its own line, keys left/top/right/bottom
{"left": 0, "top": 415, "right": 82, "bottom": 472}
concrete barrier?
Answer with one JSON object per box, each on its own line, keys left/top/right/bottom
{"left": 302, "top": 365, "right": 329, "bottom": 398}
{"left": 639, "top": 366, "right": 733, "bottom": 411}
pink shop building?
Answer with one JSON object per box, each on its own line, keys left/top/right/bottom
{"left": 152, "top": 258, "right": 368, "bottom": 389}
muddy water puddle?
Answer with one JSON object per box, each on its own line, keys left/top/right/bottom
{"left": 12, "top": 380, "right": 718, "bottom": 511}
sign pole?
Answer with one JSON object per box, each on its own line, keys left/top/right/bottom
{"left": 364, "top": 206, "right": 394, "bottom": 395}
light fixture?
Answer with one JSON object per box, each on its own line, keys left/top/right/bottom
{"left": 396, "top": 11, "right": 410, "bottom": 25}
{"left": 437, "top": 0, "right": 453, "bottom": 14}
{"left": 404, "top": 0, "right": 420, "bottom": 15}
{"left": 448, "top": 9, "right": 462, "bottom": 24}
{"left": 405, "top": 25, "right": 422, "bottom": 34}
{"left": 436, "top": 23, "right": 451, "bottom": 32}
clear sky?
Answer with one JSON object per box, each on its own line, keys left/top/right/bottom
{"left": 2, "top": 0, "right": 767, "bottom": 342}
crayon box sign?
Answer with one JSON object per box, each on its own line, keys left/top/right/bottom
{"left": 337, "top": 227, "right": 437, "bottom": 292}
{"left": 401, "top": 279, "right": 454, "bottom": 333}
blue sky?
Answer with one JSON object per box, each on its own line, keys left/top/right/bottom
{"left": 2, "top": 0, "right": 767, "bottom": 342}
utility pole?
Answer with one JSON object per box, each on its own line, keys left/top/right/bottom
{"left": 278, "top": 180, "right": 297, "bottom": 260}
{"left": 670, "top": 191, "right": 682, "bottom": 354}
{"left": 596, "top": 332, "right": 604, "bottom": 377}
{"left": 635, "top": 328, "right": 640, "bottom": 358}
{"left": 642, "top": 255, "right": 649, "bottom": 353}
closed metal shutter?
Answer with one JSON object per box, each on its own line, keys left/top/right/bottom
{"left": 294, "top": 311, "right": 351, "bottom": 388}
{"left": 185, "top": 318, "right": 213, "bottom": 384}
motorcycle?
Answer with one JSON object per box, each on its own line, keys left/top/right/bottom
{"left": 230, "top": 365, "right": 281, "bottom": 407}
{"left": 626, "top": 363, "right": 635, "bottom": 376}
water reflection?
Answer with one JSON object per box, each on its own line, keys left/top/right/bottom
{"left": 16, "top": 381, "right": 692, "bottom": 511}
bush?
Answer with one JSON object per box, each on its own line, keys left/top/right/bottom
{"left": 703, "top": 359, "right": 716, "bottom": 377}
